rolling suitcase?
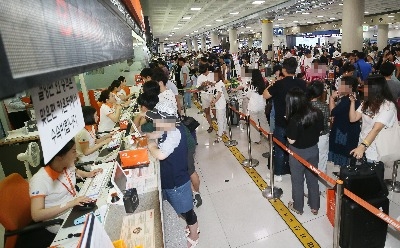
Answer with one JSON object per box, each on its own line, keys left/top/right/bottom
{"left": 229, "top": 99, "right": 239, "bottom": 126}
{"left": 339, "top": 158, "right": 387, "bottom": 200}
{"left": 340, "top": 196, "right": 389, "bottom": 248}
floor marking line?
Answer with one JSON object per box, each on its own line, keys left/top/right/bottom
{"left": 193, "top": 101, "right": 320, "bottom": 247}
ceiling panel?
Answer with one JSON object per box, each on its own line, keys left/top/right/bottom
{"left": 140, "top": 0, "right": 400, "bottom": 42}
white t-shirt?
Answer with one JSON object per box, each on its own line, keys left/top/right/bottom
{"left": 166, "top": 80, "right": 179, "bottom": 96}
{"left": 158, "top": 89, "right": 178, "bottom": 113}
{"left": 357, "top": 100, "right": 397, "bottom": 161}
{"left": 117, "top": 88, "right": 127, "bottom": 98}
{"left": 75, "top": 126, "right": 99, "bottom": 162}
{"left": 180, "top": 64, "right": 190, "bottom": 87}
{"left": 247, "top": 86, "right": 266, "bottom": 112}
{"left": 29, "top": 166, "right": 76, "bottom": 233}
{"left": 196, "top": 73, "right": 214, "bottom": 95}
{"left": 98, "top": 104, "right": 116, "bottom": 133}
{"left": 214, "top": 80, "right": 226, "bottom": 110}
{"left": 111, "top": 92, "right": 123, "bottom": 104}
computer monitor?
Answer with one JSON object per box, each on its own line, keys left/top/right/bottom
{"left": 111, "top": 161, "right": 128, "bottom": 199}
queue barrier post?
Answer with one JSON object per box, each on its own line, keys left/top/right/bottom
{"left": 262, "top": 133, "right": 283, "bottom": 199}
{"left": 241, "top": 114, "right": 259, "bottom": 167}
{"left": 385, "top": 160, "right": 400, "bottom": 193}
{"left": 333, "top": 180, "right": 344, "bottom": 248}
{"left": 224, "top": 103, "right": 238, "bottom": 147}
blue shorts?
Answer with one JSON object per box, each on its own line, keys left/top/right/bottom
{"left": 162, "top": 180, "right": 193, "bottom": 214}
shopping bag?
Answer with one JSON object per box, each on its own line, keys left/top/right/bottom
{"left": 375, "top": 121, "right": 400, "bottom": 162}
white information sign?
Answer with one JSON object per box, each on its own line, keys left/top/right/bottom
{"left": 31, "top": 78, "right": 84, "bottom": 164}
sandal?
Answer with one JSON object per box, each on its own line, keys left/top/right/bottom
{"left": 185, "top": 227, "right": 200, "bottom": 237}
{"left": 311, "top": 209, "right": 318, "bottom": 215}
{"left": 207, "top": 127, "right": 213, "bottom": 133}
{"left": 288, "top": 201, "right": 303, "bottom": 215}
{"left": 187, "top": 236, "right": 199, "bottom": 248}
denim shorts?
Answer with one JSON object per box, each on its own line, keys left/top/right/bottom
{"left": 162, "top": 180, "right": 193, "bottom": 214}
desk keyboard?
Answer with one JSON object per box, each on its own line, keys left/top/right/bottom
{"left": 78, "top": 162, "right": 114, "bottom": 200}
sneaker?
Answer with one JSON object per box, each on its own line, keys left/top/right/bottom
{"left": 207, "top": 127, "right": 213, "bottom": 133}
{"left": 214, "top": 136, "right": 222, "bottom": 143}
{"left": 275, "top": 175, "right": 283, "bottom": 182}
{"left": 193, "top": 193, "right": 202, "bottom": 207}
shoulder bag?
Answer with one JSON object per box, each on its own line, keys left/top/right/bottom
{"left": 375, "top": 120, "right": 400, "bottom": 162}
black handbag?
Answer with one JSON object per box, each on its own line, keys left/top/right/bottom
{"left": 339, "top": 157, "right": 388, "bottom": 200}
{"left": 181, "top": 116, "right": 200, "bottom": 132}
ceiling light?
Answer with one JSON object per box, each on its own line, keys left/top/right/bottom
{"left": 330, "top": 17, "right": 336, "bottom": 20}
{"left": 171, "top": 32, "right": 175, "bottom": 34}
{"left": 302, "top": 12, "right": 310, "bottom": 15}
{"left": 186, "top": 35, "right": 189, "bottom": 36}
{"left": 252, "top": 1, "right": 265, "bottom": 4}
{"left": 168, "top": 34, "right": 172, "bottom": 37}
{"left": 178, "top": 24, "right": 183, "bottom": 26}
{"left": 194, "top": 30, "right": 198, "bottom": 32}
{"left": 230, "top": 12, "right": 239, "bottom": 15}
{"left": 293, "top": 20, "right": 299, "bottom": 23}
{"left": 339, "top": 3, "right": 343, "bottom": 5}
{"left": 364, "top": 12, "right": 369, "bottom": 14}
{"left": 216, "top": 19, "right": 223, "bottom": 22}
{"left": 190, "top": 7, "right": 201, "bottom": 11}
{"left": 317, "top": 15, "right": 324, "bottom": 18}
{"left": 278, "top": 18, "right": 284, "bottom": 21}
{"left": 165, "top": 38, "right": 168, "bottom": 40}
{"left": 307, "top": 21, "right": 312, "bottom": 23}
{"left": 388, "top": 15, "right": 395, "bottom": 17}
{"left": 174, "top": 27, "right": 180, "bottom": 30}
{"left": 246, "top": 26, "right": 251, "bottom": 28}
{"left": 183, "top": 16, "right": 191, "bottom": 20}
{"left": 206, "top": 24, "right": 212, "bottom": 26}
{"left": 240, "top": 31, "right": 244, "bottom": 34}
{"left": 190, "top": 32, "right": 194, "bottom": 34}
{"left": 250, "top": 29, "right": 253, "bottom": 31}
{"left": 274, "top": 24, "right": 279, "bottom": 26}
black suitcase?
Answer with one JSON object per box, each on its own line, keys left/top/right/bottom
{"left": 228, "top": 99, "right": 239, "bottom": 126}
{"left": 340, "top": 196, "right": 389, "bottom": 248}
{"left": 339, "top": 159, "right": 388, "bottom": 200}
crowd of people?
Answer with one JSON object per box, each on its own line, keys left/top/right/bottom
{"left": 24, "top": 40, "right": 400, "bottom": 248}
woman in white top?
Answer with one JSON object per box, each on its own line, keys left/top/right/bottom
{"left": 210, "top": 69, "right": 227, "bottom": 143}
{"left": 75, "top": 106, "right": 112, "bottom": 163}
{"left": 29, "top": 140, "right": 102, "bottom": 246}
{"left": 349, "top": 74, "right": 398, "bottom": 162}
{"left": 109, "top": 80, "right": 124, "bottom": 105}
{"left": 247, "top": 69, "right": 269, "bottom": 144}
{"left": 97, "top": 89, "right": 122, "bottom": 134}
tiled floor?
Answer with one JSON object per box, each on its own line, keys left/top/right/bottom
{"left": 186, "top": 105, "right": 400, "bottom": 248}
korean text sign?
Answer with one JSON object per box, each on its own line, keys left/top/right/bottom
{"left": 31, "top": 78, "right": 84, "bottom": 163}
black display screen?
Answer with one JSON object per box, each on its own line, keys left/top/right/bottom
{"left": 0, "top": 0, "right": 134, "bottom": 100}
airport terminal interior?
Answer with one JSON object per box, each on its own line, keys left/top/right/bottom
{"left": 1, "top": 0, "right": 400, "bottom": 247}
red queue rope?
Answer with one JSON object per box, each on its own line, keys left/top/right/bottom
{"left": 227, "top": 105, "right": 400, "bottom": 231}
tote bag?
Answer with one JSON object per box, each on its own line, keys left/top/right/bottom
{"left": 375, "top": 121, "right": 400, "bottom": 162}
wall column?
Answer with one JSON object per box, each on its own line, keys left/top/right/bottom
{"left": 377, "top": 24, "right": 389, "bottom": 51}
{"left": 229, "top": 28, "right": 238, "bottom": 54}
{"left": 211, "top": 32, "right": 219, "bottom": 47}
{"left": 261, "top": 20, "right": 274, "bottom": 58}
{"left": 342, "top": 0, "right": 364, "bottom": 52}
{"left": 159, "top": 42, "right": 165, "bottom": 54}
{"left": 201, "top": 36, "right": 206, "bottom": 51}
{"left": 193, "top": 39, "right": 199, "bottom": 52}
